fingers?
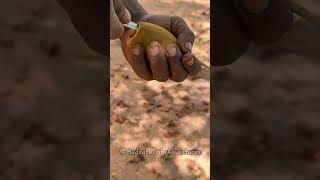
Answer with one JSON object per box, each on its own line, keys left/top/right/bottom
{"left": 130, "top": 43, "right": 200, "bottom": 82}
{"left": 110, "top": 0, "right": 131, "bottom": 39}
{"left": 147, "top": 41, "right": 170, "bottom": 82}
{"left": 139, "top": 15, "right": 195, "bottom": 54}
{"left": 128, "top": 42, "right": 200, "bottom": 82}
{"left": 113, "top": 0, "right": 131, "bottom": 24}
{"left": 165, "top": 44, "right": 188, "bottom": 82}
{"left": 110, "top": 0, "right": 124, "bottom": 39}
{"left": 182, "top": 53, "right": 202, "bottom": 76}
{"left": 232, "top": 0, "right": 293, "bottom": 44}
{"left": 171, "top": 16, "right": 196, "bottom": 54}
{"left": 131, "top": 44, "right": 153, "bottom": 80}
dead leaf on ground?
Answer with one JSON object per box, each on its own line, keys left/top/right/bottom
{"left": 111, "top": 115, "right": 126, "bottom": 124}
{"left": 161, "top": 129, "right": 180, "bottom": 138}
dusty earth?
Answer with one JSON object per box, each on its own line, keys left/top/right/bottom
{"left": 110, "top": 0, "right": 210, "bottom": 180}
{"left": 213, "top": 0, "right": 320, "bottom": 179}
{"left": 0, "top": 0, "right": 106, "bottom": 179}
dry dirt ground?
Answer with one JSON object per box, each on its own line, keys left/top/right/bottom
{"left": 0, "top": 0, "right": 106, "bottom": 179}
{"left": 213, "top": 0, "right": 320, "bottom": 179}
{"left": 110, "top": 0, "right": 210, "bottom": 180}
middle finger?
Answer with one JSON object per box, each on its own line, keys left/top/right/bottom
{"left": 147, "top": 41, "right": 170, "bottom": 82}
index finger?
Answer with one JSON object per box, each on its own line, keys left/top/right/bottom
{"left": 171, "top": 16, "right": 196, "bottom": 54}
{"left": 110, "top": 0, "right": 124, "bottom": 39}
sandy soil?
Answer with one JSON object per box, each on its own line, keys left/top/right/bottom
{"left": 213, "top": 1, "right": 320, "bottom": 179}
{"left": 110, "top": 0, "right": 210, "bottom": 180}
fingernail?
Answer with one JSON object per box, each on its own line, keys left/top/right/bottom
{"left": 149, "top": 43, "right": 159, "bottom": 56}
{"left": 133, "top": 45, "right": 141, "bottom": 55}
{"left": 185, "top": 42, "right": 193, "bottom": 52}
{"left": 185, "top": 57, "right": 194, "bottom": 66}
{"left": 166, "top": 45, "right": 176, "bottom": 57}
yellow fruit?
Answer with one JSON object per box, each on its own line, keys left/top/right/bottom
{"left": 125, "top": 21, "right": 177, "bottom": 51}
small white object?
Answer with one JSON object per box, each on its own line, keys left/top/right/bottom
{"left": 124, "top": 21, "right": 139, "bottom": 30}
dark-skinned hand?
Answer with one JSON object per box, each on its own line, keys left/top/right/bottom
{"left": 120, "top": 14, "right": 202, "bottom": 82}
{"left": 214, "top": 0, "right": 293, "bottom": 66}
{"left": 57, "top": 0, "right": 201, "bottom": 82}
{"left": 110, "top": 0, "right": 131, "bottom": 39}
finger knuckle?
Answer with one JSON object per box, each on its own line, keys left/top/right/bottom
{"left": 189, "top": 32, "right": 195, "bottom": 40}
{"left": 172, "top": 16, "right": 185, "bottom": 24}
{"left": 182, "top": 31, "right": 195, "bottom": 41}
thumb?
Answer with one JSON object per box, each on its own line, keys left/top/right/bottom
{"left": 110, "top": 0, "right": 131, "bottom": 39}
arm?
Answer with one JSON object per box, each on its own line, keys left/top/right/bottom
{"left": 56, "top": 0, "right": 201, "bottom": 82}
{"left": 233, "top": 0, "right": 293, "bottom": 44}
{"left": 55, "top": 0, "right": 146, "bottom": 56}
{"left": 213, "top": 0, "right": 293, "bottom": 66}
{"left": 56, "top": 0, "right": 107, "bottom": 55}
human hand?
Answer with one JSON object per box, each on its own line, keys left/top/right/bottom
{"left": 110, "top": 0, "right": 132, "bottom": 39}
{"left": 232, "top": 0, "right": 292, "bottom": 44}
{"left": 121, "top": 15, "right": 202, "bottom": 82}
{"left": 56, "top": 0, "right": 108, "bottom": 54}
{"left": 213, "top": 0, "right": 293, "bottom": 66}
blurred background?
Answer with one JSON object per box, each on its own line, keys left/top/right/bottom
{"left": 110, "top": 0, "right": 210, "bottom": 179}
{"left": 213, "top": 0, "right": 320, "bottom": 179}
{"left": 0, "top": 0, "right": 106, "bottom": 179}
